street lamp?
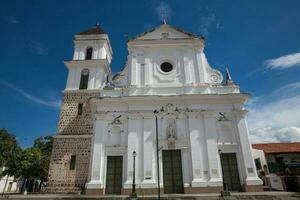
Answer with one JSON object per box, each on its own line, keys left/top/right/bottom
{"left": 130, "top": 151, "right": 137, "bottom": 199}
{"left": 154, "top": 109, "right": 161, "bottom": 200}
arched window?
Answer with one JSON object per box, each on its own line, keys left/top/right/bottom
{"left": 85, "top": 47, "right": 93, "bottom": 60}
{"left": 79, "top": 69, "right": 89, "bottom": 89}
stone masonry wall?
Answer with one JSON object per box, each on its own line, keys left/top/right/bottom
{"left": 47, "top": 137, "right": 91, "bottom": 193}
{"left": 57, "top": 91, "right": 100, "bottom": 135}
{"left": 47, "top": 91, "right": 100, "bottom": 193}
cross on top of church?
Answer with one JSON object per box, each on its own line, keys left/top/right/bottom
{"left": 158, "top": 7, "right": 169, "bottom": 24}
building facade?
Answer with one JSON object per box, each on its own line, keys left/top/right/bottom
{"left": 0, "top": 167, "right": 21, "bottom": 194}
{"left": 47, "top": 23, "right": 263, "bottom": 195}
{"left": 252, "top": 143, "right": 300, "bottom": 192}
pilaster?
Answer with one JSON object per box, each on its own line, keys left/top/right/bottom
{"left": 233, "top": 110, "right": 263, "bottom": 186}
{"left": 187, "top": 111, "right": 207, "bottom": 187}
{"left": 202, "top": 111, "right": 223, "bottom": 186}
{"left": 124, "top": 113, "right": 141, "bottom": 188}
{"left": 141, "top": 112, "right": 157, "bottom": 188}
{"left": 86, "top": 115, "right": 106, "bottom": 189}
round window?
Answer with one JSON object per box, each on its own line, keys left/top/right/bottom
{"left": 160, "top": 62, "right": 173, "bottom": 73}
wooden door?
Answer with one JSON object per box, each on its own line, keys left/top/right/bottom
{"left": 105, "top": 156, "right": 123, "bottom": 194}
{"left": 220, "top": 153, "right": 242, "bottom": 191}
{"left": 162, "top": 150, "right": 184, "bottom": 194}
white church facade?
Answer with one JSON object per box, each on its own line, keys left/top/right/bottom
{"left": 47, "top": 23, "right": 263, "bottom": 195}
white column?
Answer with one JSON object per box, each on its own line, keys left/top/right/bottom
{"left": 86, "top": 115, "right": 106, "bottom": 189}
{"left": 179, "top": 49, "right": 186, "bottom": 84}
{"left": 203, "top": 111, "right": 223, "bottom": 187}
{"left": 137, "top": 115, "right": 144, "bottom": 186}
{"left": 176, "top": 113, "right": 191, "bottom": 187}
{"left": 141, "top": 113, "right": 156, "bottom": 188}
{"left": 124, "top": 113, "right": 140, "bottom": 188}
{"left": 144, "top": 62, "right": 151, "bottom": 86}
{"left": 73, "top": 48, "right": 79, "bottom": 60}
{"left": 130, "top": 55, "right": 137, "bottom": 86}
{"left": 66, "top": 69, "right": 75, "bottom": 90}
{"left": 187, "top": 112, "right": 207, "bottom": 187}
{"left": 234, "top": 110, "right": 263, "bottom": 185}
{"left": 88, "top": 67, "right": 95, "bottom": 89}
{"left": 181, "top": 148, "right": 191, "bottom": 187}
{"left": 183, "top": 56, "right": 192, "bottom": 84}
{"left": 195, "top": 50, "right": 205, "bottom": 83}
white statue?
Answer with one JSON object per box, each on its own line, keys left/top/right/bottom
{"left": 167, "top": 120, "right": 176, "bottom": 139}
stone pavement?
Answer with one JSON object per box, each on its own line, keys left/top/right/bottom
{"left": 0, "top": 192, "right": 299, "bottom": 200}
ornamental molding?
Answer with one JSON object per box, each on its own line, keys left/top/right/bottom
{"left": 141, "top": 112, "right": 155, "bottom": 119}
{"left": 209, "top": 69, "right": 223, "bottom": 84}
{"left": 185, "top": 111, "right": 202, "bottom": 118}
{"left": 201, "top": 110, "right": 218, "bottom": 117}
{"left": 105, "top": 146, "right": 127, "bottom": 155}
{"left": 126, "top": 112, "right": 143, "bottom": 120}
{"left": 159, "top": 139, "right": 189, "bottom": 150}
{"left": 232, "top": 109, "right": 248, "bottom": 117}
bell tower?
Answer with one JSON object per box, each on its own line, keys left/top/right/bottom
{"left": 47, "top": 25, "right": 114, "bottom": 193}
{"left": 64, "top": 24, "right": 113, "bottom": 90}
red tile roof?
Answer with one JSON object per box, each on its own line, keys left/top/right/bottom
{"left": 77, "top": 25, "right": 105, "bottom": 35}
{"left": 252, "top": 143, "right": 300, "bottom": 154}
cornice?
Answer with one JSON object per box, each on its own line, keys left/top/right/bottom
{"left": 91, "top": 93, "right": 249, "bottom": 106}
{"left": 64, "top": 59, "right": 109, "bottom": 68}
{"left": 232, "top": 109, "right": 248, "bottom": 118}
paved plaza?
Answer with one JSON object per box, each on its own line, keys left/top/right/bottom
{"left": 0, "top": 192, "right": 299, "bottom": 200}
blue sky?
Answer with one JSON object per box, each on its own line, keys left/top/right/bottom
{"left": 1, "top": 0, "right": 300, "bottom": 147}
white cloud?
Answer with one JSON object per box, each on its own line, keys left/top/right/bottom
{"left": 265, "top": 52, "right": 300, "bottom": 69}
{"left": 276, "top": 81, "right": 300, "bottom": 91}
{"left": 250, "top": 127, "right": 300, "bottom": 144}
{"left": 199, "top": 13, "right": 216, "bottom": 36}
{"left": 29, "top": 41, "right": 48, "bottom": 55}
{"left": 1, "top": 80, "right": 60, "bottom": 110}
{"left": 155, "top": 2, "right": 172, "bottom": 22}
{"left": 247, "top": 93, "right": 300, "bottom": 144}
{"left": 2, "top": 16, "right": 19, "bottom": 24}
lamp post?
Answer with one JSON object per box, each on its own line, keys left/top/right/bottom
{"left": 154, "top": 109, "right": 161, "bottom": 200}
{"left": 130, "top": 151, "right": 137, "bottom": 199}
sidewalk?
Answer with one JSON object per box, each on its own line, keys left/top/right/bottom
{"left": 0, "top": 191, "right": 299, "bottom": 200}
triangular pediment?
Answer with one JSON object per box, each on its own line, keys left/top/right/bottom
{"left": 130, "top": 24, "right": 201, "bottom": 41}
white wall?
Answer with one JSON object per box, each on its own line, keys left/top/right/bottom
{"left": 73, "top": 36, "right": 112, "bottom": 63}
{"left": 86, "top": 97, "right": 262, "bottom": 190}
{"left": 66, "top": 67, "right": 106, "bottom": 90}
{"left": 0, "top": 167, "right": 19, "bottom": 193}
{"left": 252, "top": 149, "right": 268, "bottom": 169}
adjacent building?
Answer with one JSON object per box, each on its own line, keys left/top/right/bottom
{"left": 252, "top": 143, "right": 300, "bottom": 192}
{"left": 47, "top": 23, "right": 263, "bottom": 195}
{"left": 0, "top": 167, "right": 20, "bottom": 194}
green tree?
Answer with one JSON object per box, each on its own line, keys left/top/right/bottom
{"left": 30, "top": 136, "right": 53, "bottom": 181}
{"left": 0, "top": 129, "right": 21, "bottom": 172}
{"left": 0, "top": 129, "right": 21, "bottom": 195}
{"left": 3, "top": 135, "right": 53, "bottom": 181}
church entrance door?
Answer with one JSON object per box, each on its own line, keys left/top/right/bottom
{"left": 220, "top": 153, "right": 242, "bottom": 191}
{"left": 162, "top": 150, "right": 184, "bottom": 194}
{"left": 105, "top": 156, "right": 123, "bottom": 195}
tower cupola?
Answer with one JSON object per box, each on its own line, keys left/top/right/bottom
{"left": 64, "top": 24, "right": 113, "bottom": 90}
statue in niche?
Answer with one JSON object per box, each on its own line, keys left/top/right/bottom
{"left": 166, "top": 120, "right": 176, "bottom": 139}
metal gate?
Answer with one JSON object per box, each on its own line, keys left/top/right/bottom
{"left": 162, "top": 150, "right": 184, "bottom": 194}
{"left": 105, "top": 156, "right": 123, "bottom": 194}
{"left": 220, "top": 153, "right": 242, "bottom": 191}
